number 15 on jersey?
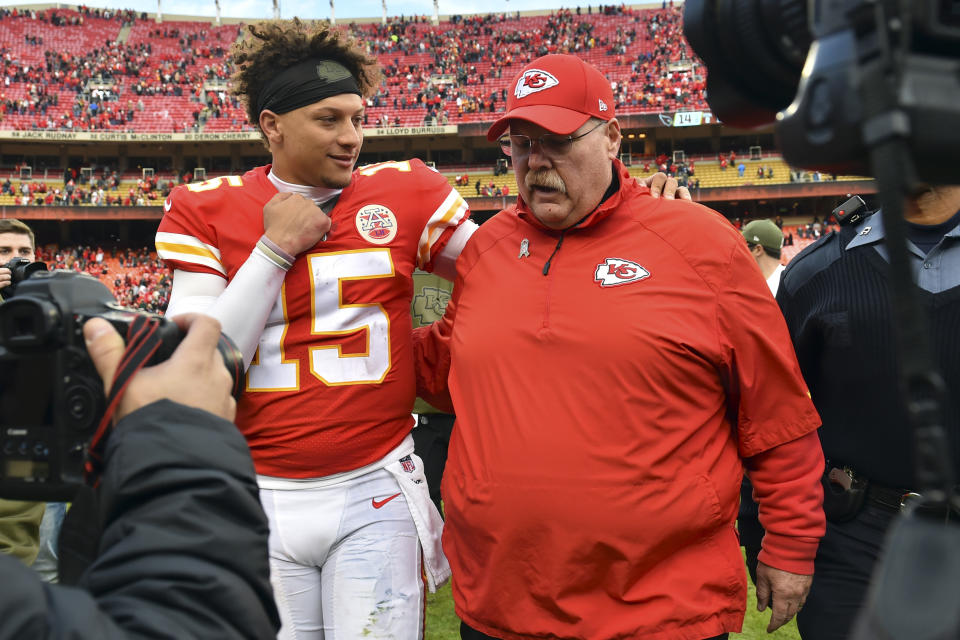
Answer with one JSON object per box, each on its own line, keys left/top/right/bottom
{"left": 246, "top": 248, "right": 395, "bottom": 391}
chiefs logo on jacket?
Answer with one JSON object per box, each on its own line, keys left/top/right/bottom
{"left": 594, "top": 257, "right": 650, "bottom": 287}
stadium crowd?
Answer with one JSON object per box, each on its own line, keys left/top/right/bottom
{"left": 641, "top": 151, "right": 700, "bottom": 188}
{"left": 1, "top": 166, "right": 173, "bottom": 205}
{"left": 0, "top": 4, "right": 141, "bottom": 26}
{"left": 34, "top": 243, "right": 171, "bottom": 312}
{"left": 1, "top": 5, "right": 243, "bottom": 132}
{"left": 0, "top": 3, "right": 706, "bottom": 133}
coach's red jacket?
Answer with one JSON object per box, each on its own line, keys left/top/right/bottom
{"left": 416, "top": 160, "right": 825, "bottom": 640}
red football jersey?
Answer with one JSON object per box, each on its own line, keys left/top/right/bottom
{"left": 156, "top": 161, "right": 469, "bottom": 477}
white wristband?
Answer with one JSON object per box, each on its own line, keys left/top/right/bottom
{"left": 255, "top": 234, "right": 295, "bottom": 271}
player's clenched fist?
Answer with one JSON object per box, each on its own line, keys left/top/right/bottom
{"left": 262, "top": 192, "right": 332, "bottom": 256}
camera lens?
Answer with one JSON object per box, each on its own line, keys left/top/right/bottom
{"left": 684, "top": 0, "right": 811, "bottom": 128}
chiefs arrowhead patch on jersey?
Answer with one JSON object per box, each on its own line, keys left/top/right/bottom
{"left": 594, "top": 258, "right": 650, "bottom": 287}
{"left": 355, "top": 204, "right": 398, "bottom": 245}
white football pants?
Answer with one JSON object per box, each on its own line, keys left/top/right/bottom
{"left": 260, "top": 466, "right": 424, "bottom": 640}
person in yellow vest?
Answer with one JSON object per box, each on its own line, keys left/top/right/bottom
{"left": 0, "top": 500, "right": 44, "bottom": 565}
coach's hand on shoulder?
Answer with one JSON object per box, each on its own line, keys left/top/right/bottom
{"left": 263, "top": 192, "right": 332, "bottom": 256}
{"left": 641, "top": 172, "right": 692, "bottom": 201}
{"left": 755, "top": 561, "right": 812, "bottom": 633}
{"left": 83, "top": 314, "right": 236, "bottom": 424}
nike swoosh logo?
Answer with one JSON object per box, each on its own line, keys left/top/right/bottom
{"left": 371, "top": 492, "right": 401, "bottom": 509}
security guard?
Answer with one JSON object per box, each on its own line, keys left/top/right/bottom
{"left": 777, "top": 186, "right": 960, "bottom": 640}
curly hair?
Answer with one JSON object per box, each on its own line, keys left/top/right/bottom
{"left": 231, "top": 18, "right": 382, "bottom": 144}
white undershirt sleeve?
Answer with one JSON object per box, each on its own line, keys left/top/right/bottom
{"left": 166, "top": 247, "right": 288, "bottom": 369}
{"left": 431, "top": 219, "right": 477, "bottom": 282}
{"left": 164, "top": 271, "right": 225, "bottom": 318}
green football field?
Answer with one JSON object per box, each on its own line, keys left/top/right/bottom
{"left": 425, "top": 577, "right": 801, "bottom": 640}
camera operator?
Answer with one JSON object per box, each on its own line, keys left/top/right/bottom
{"left": 0, "top": 219, "right": 48, "bottom": 569}
{"left": 776, "top": 186, "right": 960, "bottom": 639}
{"left": 0, "top": 219, "right": 36, "bottom": 298}
{"left": 0, "top": 314, "right": 280, "bottom": 639}
{"left": 0, "top": 218, "right": 69, "bottom": 583}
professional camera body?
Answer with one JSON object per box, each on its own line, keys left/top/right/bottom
{"left": 684, "top": 0, "right": 960, "bottom": 185}
{"left": 1, "top": 256, "right": 47, "bottom": 299}
{"left": 0, "top": 263, "right": 241, "bottom": 502}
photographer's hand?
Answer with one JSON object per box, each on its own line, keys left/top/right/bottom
{"left": 83, "top": 314, "right": 236, "bottom": 424}
{"left": 0, "top": 266, "right": 11, "bottom": 291}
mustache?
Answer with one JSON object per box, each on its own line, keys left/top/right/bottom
{"left": 525, "top": 169, "right": 567, "bottom": 194}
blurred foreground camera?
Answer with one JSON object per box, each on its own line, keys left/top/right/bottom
{"left": 0, "top": 265, "right": 242, "bottom": 502}
{"left": 684, "top": 0, "right": 960, "bottom": 184}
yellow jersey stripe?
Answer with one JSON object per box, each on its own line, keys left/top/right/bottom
{"left": 156, "top": 241, "right": 222, "bottom": 263}
{"left": 418, "top": 190, "right": 469, "bottom": 267}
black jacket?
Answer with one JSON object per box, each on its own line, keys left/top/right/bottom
{"left": 0, "top": 400, "right": 280, "bottom": 639}
{"left": 778, "top": 224, "right": 960, "bottom": 489}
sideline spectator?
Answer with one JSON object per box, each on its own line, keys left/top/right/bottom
{"left": 742, "top": 219, "right": 785, "bottom": 295}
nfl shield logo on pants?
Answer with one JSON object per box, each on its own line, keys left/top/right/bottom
{"left": 400, "top": 455, "right": 416, "bottom": 473}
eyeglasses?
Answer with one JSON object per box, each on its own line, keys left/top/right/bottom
{"left": 498, "top": 120, "right": 608, "bottom": 157}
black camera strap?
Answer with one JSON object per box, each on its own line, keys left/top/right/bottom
{"left": 60, "top": 314, "right": 170, "bottom": 585}
{"left": 83, "top": 314, "right": 167, "bottom": 486}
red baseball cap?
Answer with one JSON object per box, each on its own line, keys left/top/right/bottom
{"left": 486, "top": 54, "right": 615, "bottom": 141}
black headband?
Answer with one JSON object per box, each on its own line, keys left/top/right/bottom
{"left": 257, "top": 59, "right": 361, "bottom": 115}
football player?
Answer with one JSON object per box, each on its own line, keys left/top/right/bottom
{"left": 156, "top": 20, "right": 465, "bottom": 640}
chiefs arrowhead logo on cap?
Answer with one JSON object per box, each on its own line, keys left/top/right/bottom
{"left": 514, "top": 69, "right": 559, "bottom": 99}
{"left": 594, "top": 258, "right": 650, "bottom": 287}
